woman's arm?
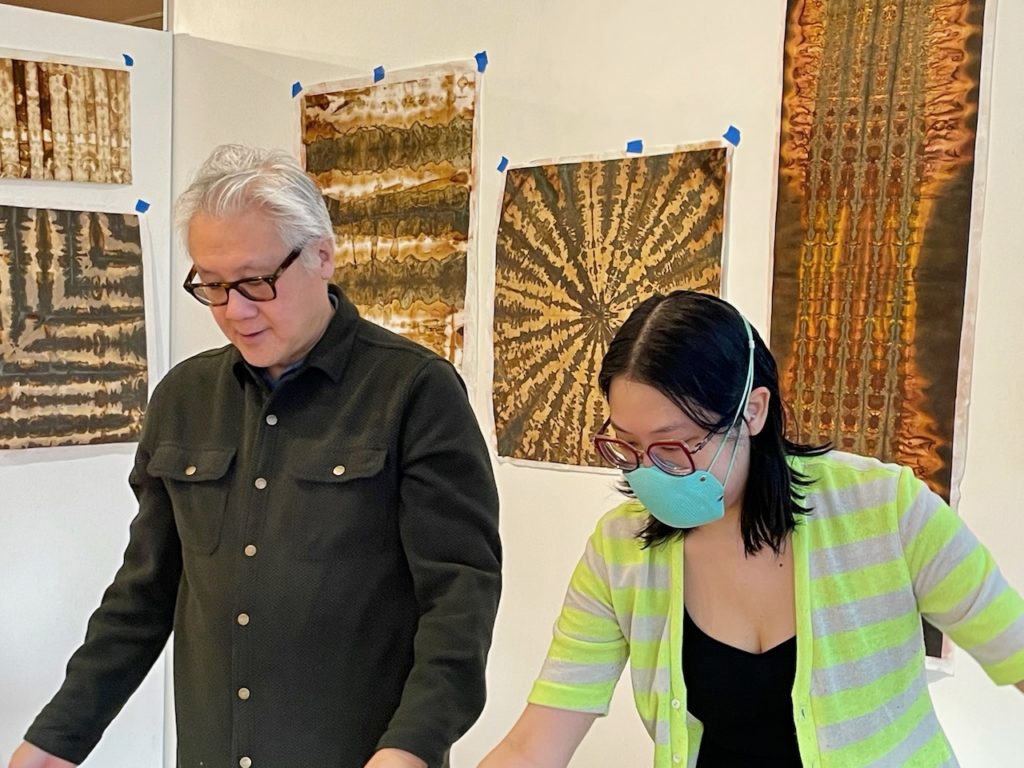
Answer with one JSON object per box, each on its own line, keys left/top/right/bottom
{"left": 478, "top": 704, "right": 598, "bottom": 768}
{"left": 897, "top": 467, "right": 1024, "bottom": 687}
{"left": 1016, "top": 680, "right": 1024, "bottom": 694}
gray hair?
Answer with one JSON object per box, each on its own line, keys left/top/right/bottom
{"left": 175, "top": 144, "right": 333, "bottom": 270}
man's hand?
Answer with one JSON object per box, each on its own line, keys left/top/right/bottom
{"left": 364, "top": 747, "right": 428, "bottom": 768}
{"left": 8, "top": 743, "right": 76, "bottom": 768}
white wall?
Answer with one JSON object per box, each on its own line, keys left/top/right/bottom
{"left": 0, "top": 6, "right": 173, "bottom": 767}
{"left": 164, "top": 2, "right": 1024, "bottom": 767}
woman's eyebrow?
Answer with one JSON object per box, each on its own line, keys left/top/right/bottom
{"left": 609, "top": 420, "right": 695, "bottom": 436}
{"left": 650, "top": 422, "right": 697, "bottom": 436}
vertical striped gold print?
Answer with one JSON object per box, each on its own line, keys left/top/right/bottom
{"left": 771, "top": 0, "right": 984, "bottom": 501}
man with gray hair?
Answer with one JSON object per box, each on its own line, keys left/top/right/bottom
{"left": 9, "top": 144, "right": 502, "bottom": 768}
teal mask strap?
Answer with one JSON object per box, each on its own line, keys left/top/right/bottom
{"left": 717, "top": 317, "right": 756, "bottom": 485}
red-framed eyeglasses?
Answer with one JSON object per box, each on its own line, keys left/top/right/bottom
{"left": 593, "top": 418, "right": 715, "bottom": 476}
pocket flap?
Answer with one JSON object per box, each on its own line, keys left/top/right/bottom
{"left": 148, "top": 444, "right": 236, "bottom": 482}
{"left": 290, "top": 447, "right": 387, "bottom": 483}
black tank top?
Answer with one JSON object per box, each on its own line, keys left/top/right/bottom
{"left": 683, "top": 609, "right": 803, "bottom": 767}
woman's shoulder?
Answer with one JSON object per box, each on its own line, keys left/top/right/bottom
{"left": 589, "top": 499, "right": 656, "bottom": 558}
{"left": 595, "top": 498, "right": 647, "bottom": 530}
{"left": 790, "top": 449, "right": 904, "bottom": 486}
{"left": 789, "top": 450, "right": 911, "bottom": 518}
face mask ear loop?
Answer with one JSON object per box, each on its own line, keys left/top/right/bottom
{"left": 719, "top": 319, "right": 756, "bottom": 488}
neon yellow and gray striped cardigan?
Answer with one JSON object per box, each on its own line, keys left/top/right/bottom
{"left": 529, "top": 451, "right": 1024, "bottom": 767}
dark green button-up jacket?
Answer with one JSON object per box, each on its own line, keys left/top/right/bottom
{"left": 26, "top": 286, "right": 502, "bottom": 767}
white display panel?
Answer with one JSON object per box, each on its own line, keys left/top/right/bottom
{"left": 0, "top": 5, "right": 172, "bottom": 767}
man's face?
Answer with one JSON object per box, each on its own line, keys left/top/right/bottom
{"left": 187, "top": 209, "right": 335, "bottom": 380}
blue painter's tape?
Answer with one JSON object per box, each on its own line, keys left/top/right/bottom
{"left": 291, "top": 81, "right": 303, "bottom": 98}
{"left": 723, "top": 125, "right": 741, "bottom": 146}
{"left": 625, "top": 139, "right": 644, "bottom": 154}
{"left": 497, "top": 155, "right": 509, "bottom": 172}
{"left": 122, "top": 53, "right": 134, "bottom": 67}
{"left": 373, "top": 65, "right": 385, "bottom": 82}
{"left": 135, "top": 199, "right": 150, "bottom": 214}
{"left": 475, "top": 51, "right": 488, "bottom": 73}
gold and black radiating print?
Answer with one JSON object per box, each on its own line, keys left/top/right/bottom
{"left": 302, "top": 67, "right": 475, "bottom": 367}
{"left": 0, "top": 206, "right": 147, "bottom": 449}
{"left": 0, "top": 58, "right": 132, "bottom": 183}
{"left": 494, "top": 147, "right": 727, "bottom": 466}
{"left": 771, "top": 0, "right": 984, "bottom": 502}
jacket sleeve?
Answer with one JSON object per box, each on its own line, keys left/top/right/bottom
{"left": 375, "top": 358, "right": 502, "bottom": 767}
{"left": 527, "top": 517, "right": 629, "bottom": 715}
{"left": 24, "top": 431, "right": 182, "bottom": 763}
{"left": 897, "top": 465, "right": 1024, "bottom": 685}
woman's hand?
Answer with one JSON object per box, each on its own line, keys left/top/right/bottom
{"left": 364, "top": 748, "right": 427, "bottom": 768}
{"left": 8, "top": 743, "right": 76, "bottom": 768}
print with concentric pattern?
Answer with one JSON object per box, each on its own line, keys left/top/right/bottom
{"left": 494, "top": 147, "right": 727, "bottom": 466}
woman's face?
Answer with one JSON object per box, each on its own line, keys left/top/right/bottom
{"left": 606, "top": 376, "right": 769, "bottom": 517}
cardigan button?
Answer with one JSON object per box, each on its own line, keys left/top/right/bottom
{"left": 671, "top": 698, "right": 681, "bottom": 710}
{"left": 239, "top": 758, "right": 252, "bottom": 768}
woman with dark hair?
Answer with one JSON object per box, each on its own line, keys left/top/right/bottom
{"left": 481, "top": 290, "right": 1024, "bottom": 768}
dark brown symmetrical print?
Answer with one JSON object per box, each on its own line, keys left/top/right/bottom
{"left": 0, "top": 206, "right": 147, "bottom": 448}
{"left": 494, "top": 146, "right": 727, "bottom": 466}
{"left": 302, "top": 66, "right": 475, "bottom": 367}
{"left": 0, "top": 58, "right": 132, "bottom": 183}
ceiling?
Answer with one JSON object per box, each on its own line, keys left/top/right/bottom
{"left": 0, "top": 0, "right": 163, "bottom": 29}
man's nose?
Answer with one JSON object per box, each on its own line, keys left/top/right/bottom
{"left": 222, "top": 287, "right": 257, "bottom": 319}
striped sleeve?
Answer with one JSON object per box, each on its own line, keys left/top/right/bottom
{"left": 528, "top": 526, "right": 629, "bottom": 715}
{"left": 897, "top": 465, "right": 1024, "bottom": 685}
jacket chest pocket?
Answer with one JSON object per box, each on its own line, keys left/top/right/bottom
{"left": 149, "top": 444, "right": 236, "bottom": 554}
{"left": 287, "top": 447, "right": 390, "bottom": 561}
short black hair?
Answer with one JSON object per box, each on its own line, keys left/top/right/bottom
{"left": 598, "top": 290, "right": 829, "bottom": 555}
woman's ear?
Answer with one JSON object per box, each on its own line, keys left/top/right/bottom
{"left": 744, "top": 386, "right": 771, "bottom": 437}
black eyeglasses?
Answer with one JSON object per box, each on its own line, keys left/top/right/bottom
{"left": 593, "top": 418, "right": 716, "bottom": 476}
{"left": 183, "top": 247, "right": 303, "bottom": 307}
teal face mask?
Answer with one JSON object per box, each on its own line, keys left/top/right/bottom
{"left": 624, "top": 319, "right": 755, "bottom": 529}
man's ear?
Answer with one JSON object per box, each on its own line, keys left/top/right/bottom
{"left": 315, "top": 237, "right": 335, "bottom": 279}
{"left": 744, "top": 386, "right": 771, "bottom": 437}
